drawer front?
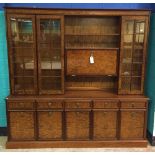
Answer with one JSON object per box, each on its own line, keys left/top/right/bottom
{"left": 37, "top": 101, "right": 63, "bottom": 109}
{"left": 8, "top": 101, "right": 34, "bottom": 110}
{"left": 9, "top": 111, "right": 35, "bottom": 140}
{"left": 94, "top": 100, "right": 118, "bottom": 109}
{"left": 66, "top": 111, "right": 89, "bottom": 140}
{"left": 120, "top": 111, "right": 145, "bottom": 139}
{"left": 38, "top": 111, "right": 62, "bottom": 140}
{"left": 65, "top": 101, "right": 90, "bottom": 109}
{"left": 93, "top": 111, "right": 117, "bottom": 139}
{"left": 121, "top": 102, "right": 146, "bottom": 109}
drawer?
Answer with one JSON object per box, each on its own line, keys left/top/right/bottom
{"left": 37, "top": 101, "right": 63, "bottom": 109}
{"left": 94, "top": 100, "right": 118, "bottom": 109}
{"left": 8, "top": 102, "right": 34, "bottom": 110}
{"left": 65, "top": 101, "right": 90, "bottom": 109}
{"left": 121, "top": 102, "right": 146, "bottom": 109}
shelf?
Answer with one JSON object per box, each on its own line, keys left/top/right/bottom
{"left": 66, "top": 74, "right": 117, "bottom": 78}
{"left": 65, "top": 47, "right": 119, "bottom": 50}
{"left": 65, "top": 34, "right": 120, "bottom": 36}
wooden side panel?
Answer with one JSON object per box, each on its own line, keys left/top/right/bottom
{"left": 93, "top": 111, "right": 117, "bottom": 140}
{"left": 66, "top": 111, "right": 89, "bottom": 140}
{"left": 67, "top": 50, "right": 117, "bottom": 76}
{"left": 38, "top": 111, "right": 62, "bottom": 140}
{"left": 9, "top": 112, "right": 35, "bottom": 140}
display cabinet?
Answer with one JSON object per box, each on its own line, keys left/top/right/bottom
{"left": 5, "top": 8, "right": 150, "bottom": 148}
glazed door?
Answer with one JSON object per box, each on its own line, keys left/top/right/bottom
{"left": 119, "top": 16, "right": 149, "bottom": 94}
{"left": 36, "top": 15, "right": 64, "bottom": 94}
{"left": 7, "top": 15, "right": 37, "bottom": 94}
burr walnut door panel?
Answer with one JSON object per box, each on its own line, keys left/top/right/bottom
{"left": 66, "top": 111, "right": 90, "bottom": 140}
{"left": 67, "top": 49, "right": 117, "bottom": 76}
{"left": 120, "top": 110, "right": 145, "bottom": 139}
{"left": 93, "top": 110, "right": 118, "bottom": 140}
{"left": 9, "top": 111, "right": 35, "bottom": 140}
{"left": 38, "top": 111, "right": 62, "bottom": 140}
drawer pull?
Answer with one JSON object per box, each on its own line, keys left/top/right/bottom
{"left": 48, "top": 112, "right": 52, "bottom": 116}
{"left": 20, "top": 112, "right": 24, "bottom": 117}
{"left": 131, "top": 112, "right": 135, "bottom": 118}
{"left": 132, "top": 103, "right": 135, "bottom": 108}
{"left": 48, "top": 102, "right": 52, "bottom": 106}
{"left": 76, "top": 112, "right": 80, "bottom": 116}
{"left": 102, "top": 112, "right": 107, "bottom": 116}
{"left": 76, "top": 103, "right": 80, "bottom": 108}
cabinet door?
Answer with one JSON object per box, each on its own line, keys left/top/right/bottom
{"left": 93, "top": 110, "right": 118, "bottom": 140}
{"left": 120, "top": 110, "right": 145, "bottom": 139}
{"left": 38, "top": 111, "right": 62, "bottom": 140}
{"left": 36, "top": 15, "right": 64, "bottom": 94}
{"left": 7, "top": 14, "right": 37, "bottom": 94}
{"left": 8, "top": 111, "right": 35, "bottom": 140}
{"left": 119, "top": 16, "right": 149, "bottom": 94}
{"left": 66, "top": 111, "right": 90, "bottom": 140}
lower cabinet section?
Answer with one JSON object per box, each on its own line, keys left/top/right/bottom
{"left": 6, "top": 98, "right": 148, "bottom": 148}
{"left": 120, "top": 110, "right": 145, "bottom": 139}
{"left": 9, "top": 111, "right": 35, "bottom": 140}
{"left": 66, "top": 111, "right": 90, "bottom": 140}
{"left": 38, "top": 111, "right": 62, "bottom": 140}
{"left": 93, "top": 110, "right": 118, "bottom": 140}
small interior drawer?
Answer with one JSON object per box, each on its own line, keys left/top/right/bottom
{"left": 65, "top": 101, "right": 90, "bottom": 109}
{"left": 94, "top": 100, "right": 118, "bottom": 109}
{"left": 121, "top": 102, "right": 146, "bottom": 109}
{"left": 8, "top": 102, "right": 34, "bottom": 110}
{"left": 37, "top": 101, "right": 63, "bottom": 109}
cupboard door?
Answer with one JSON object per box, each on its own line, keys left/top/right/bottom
{"left": 38, "top": 111, "right": 62, "bottom": 140}
{"left": 9, "top": 111, "right": 35, "bottom": 140}
{"left": 120, "top": 110, "right": 145, "bottom": 139}
{"left": 7, "top": 14, "right": 37, "bottom": 95}
{"left": 66, "top": 111, "right": 89, "bottom": 140}
{"left": 36, "top": 15, "right": 64, "bottom": 94}
{"left": 119, "top": 16, "right": 149, "bottom": 94}
{"left": 93, "top": 110, "right": 117, "bottom": 140}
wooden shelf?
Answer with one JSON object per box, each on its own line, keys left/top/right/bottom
{"left": 65, "top": 34, "right": 120, "bottom": 36}
{"left": 66, "top": 74, "right": 117, "bottom": 77}
{"left": 65, "top": 47, "right": 119, "bottom": 50}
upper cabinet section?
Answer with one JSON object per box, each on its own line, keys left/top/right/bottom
{"left": 36, "top": 15, "right": 64, "bottom": 94}
{"left": 118, "top": 16, "right": 149, "bottom": 94}
{"left": 7, "top": 15, "right": 37, "bottom": 95}
{"left": 65, "top": 16, "right": 120, "bottom": 49}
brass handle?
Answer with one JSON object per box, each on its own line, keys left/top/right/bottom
{"left": 76, "top": 112, "right": 80, "bottom": 116}
{"left": 103, "top": 112, "right": 107, "bottom": 116}
{"left": 20, "top": 112, "right": 24, "bottom": 117}
{"left": 131, "top": 103, "right": 135, "bottom": 108}
{"left": 76, "top": 103, "right": 80, "bottom": 108}
{"left": 48, "top": 102, "right": 52, "bottom": 106}
{"left": 48, "top": 112, "right": 52, "bottom": 116}
{"left": 131, "top": 112, "right": 135, "bottom": 118}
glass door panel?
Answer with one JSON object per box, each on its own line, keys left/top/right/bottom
{"left": 131, "top": 77, "right": 142, "bottom": 91}
{"left": 8, "top": 15, "right": 37, "bottom": 94}
{"left": 119, "top": 17, "right": 147, "bottom": 94}
{"left": 37, "top": 15, "right": 64, "bottom": 94}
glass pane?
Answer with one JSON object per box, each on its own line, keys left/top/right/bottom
{"left": 133, "top": 49, "right": 143, "bottom": 63}
{"left": 14, "top": 77, "right": 24, "bottom": 94}
{"left": 40, "top": 19, "right": 60, "bottom": 42}
{"left": 135, "top": 21, "right": 145, "bottom": 34}
{"left": 124, "top": 21, "right": 134, "bottom": 34}
{"left": 121, "top": 63, "right": 131, "bottom": 76}
{"left": 132, "top": 64, "right": 142, "bottom": 76}
{"left": 121, "top": 77, "right": 131, "bottom": 90}
{"left": 41, "top": 77, "right": 61, "bottom": 91}
{"left": 10, "top": 18, "right": 33, "bottom": 43}
{"left": 131, "top": 77, "right": 141, "bottom": 91}
{"left": 24, "top": 77, "right": 35, "bottom": 94}
{"left": 122, "top": 48, "right": 132, "bottom": 63}
{"left": 13, "top": 62, "right": 24, "bottom": 76}
{"left": 38, "top": 18, "right": 62, "bottom": 94}
{"left": 135, "top": 34, "right": 144, "bottom": 43}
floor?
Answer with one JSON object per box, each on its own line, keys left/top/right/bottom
{"left": 0, "top": 137, "right": 155, "bottom": 152}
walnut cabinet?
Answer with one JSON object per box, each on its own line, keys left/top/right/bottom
{"left": 5, "top": 8, "right": 150, "bottom": 148}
